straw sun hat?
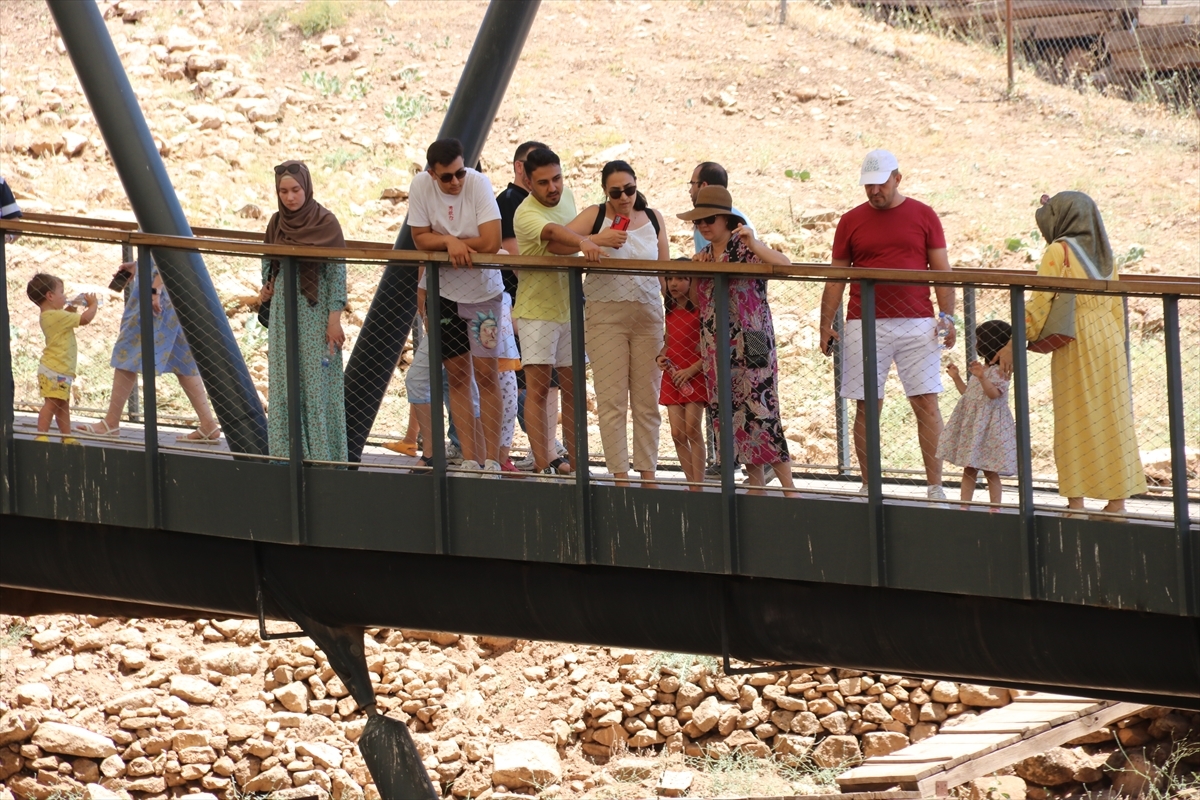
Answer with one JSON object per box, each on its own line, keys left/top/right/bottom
{"left": 676, "top": 186, "right": 747, "bottom": 228}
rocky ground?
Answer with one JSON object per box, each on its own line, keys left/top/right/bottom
{"left": 1, "top": 0, "right": 1197, "bottom": 265}
{"left": 1, "top": 615, "right": 1197, "bottom": 800}
{"left": 2, "top": 0, "right": 1197, "bottom": 472}
{"left": 1, "top": 3, "right": 1198, "bottom": 797}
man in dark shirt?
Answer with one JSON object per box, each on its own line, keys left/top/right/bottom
{"left": 496, "top": 140, "right": 547, "bottom": 300}
{"left": 1, "top": 175, "right": 22, "bottom": 244}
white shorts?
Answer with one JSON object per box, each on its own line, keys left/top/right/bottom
{"left": 514, "top": 318, "right": 575, "bottom": 368}
{"left": 840, "top": 317, "right": 942, "bottom": 400}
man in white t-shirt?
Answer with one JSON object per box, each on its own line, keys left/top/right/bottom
{"left": 409, "top": 138, "right": 504, "bottom": 475}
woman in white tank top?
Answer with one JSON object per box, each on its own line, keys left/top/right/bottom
{"left": 559, "top": 160, "right": 670, "bottom": 482}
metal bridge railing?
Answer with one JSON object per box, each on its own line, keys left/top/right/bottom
{"left": 2, "top": 215, "right": 1196, "bottom": 543}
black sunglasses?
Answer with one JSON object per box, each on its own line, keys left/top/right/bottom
{"left": 607, "top": 185, "right": 637, "bottom": 200}
{"left": 274, "top": 163, "right": 304, "bottom": 176}
{"left": 438, "top": 168, "right": 468, "bottom": 183}
{"left": 696, "top": 215, "right": 719, "bottom": 225}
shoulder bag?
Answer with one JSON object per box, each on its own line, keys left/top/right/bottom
{"left": 1027, "top": 242, "right": 1075, "bottom": 354}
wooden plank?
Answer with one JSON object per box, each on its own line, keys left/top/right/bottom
{"left": 984, "top": 701, "right": 1104, "bottom": 714}
{"left": 934, "top": 0, "right": 1135, "bottom": 26}
{"left": 1010, "top": 692, "right": 1090, "bottom": 702}
{"left": 914, "top": 702, "right": 1145, "bottom": 796}
{"left": 1107, "top": 23, "right": 1200, "bottom": 50}
{"left": 958, "top": 700, "right": 1100, "bottom": 716}
{"left": 838, "top": 762, "right": 948, "bottom": 786}
{"left": 1139, "top": 4, "right": 1199, "bottom": 26}
{"left": 949, "top": 721, "right": 1054, "bottom": 737}
{"left": 1014, "top": 11, "right": 1113, "bottom": 39}
{"left": 866, "top": 733, "right": 1024, "bottom": 771}
{"left": 868, "top": 732, "right": 1022, "bottom": 759}
{"left": 840, "top": 701, "right": 1138, "bottom": 792}
{"left": 1111, "top": 42, "right": 1200, "bottom": 69}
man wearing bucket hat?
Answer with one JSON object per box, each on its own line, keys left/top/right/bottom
{"left": 818, "top": 149, "right": 956, "bottom": 501}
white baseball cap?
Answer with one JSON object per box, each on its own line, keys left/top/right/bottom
{"left": 859, "top": 149, "right": 899, "bottom": 185}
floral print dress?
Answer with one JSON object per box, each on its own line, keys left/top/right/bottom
{"left": 696, "top": 237, "right": 790, "bottom": 466}
{"left": 263, "top": 259, "right": 348, "bottom": 463}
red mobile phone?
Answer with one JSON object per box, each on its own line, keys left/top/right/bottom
{"left": 611, "top": 215, "right": 631, "bottom": 231}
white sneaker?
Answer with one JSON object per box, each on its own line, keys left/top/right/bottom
{"left": 857, "top": 484, "right": 869, "bottom": 495}
{"left": 455, "top": 459, "right": 480, "bottom": 474}
{"left": 927, "top": 484, "right": 947, "bottom": 501}
{"left": 446, "top": 443, "right": 464, "bottom": 465}
{"left": 483, "top": 459, "right": 502, "bottom": 478}
{"left": 514, "top": 454, "right": 537, "bottom": 471}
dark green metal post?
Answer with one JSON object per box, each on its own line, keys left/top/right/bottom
{"left": 714, "top": 274, "right": 738, "bottom": 574}
{"left": 860, "top": 281, "right": 884, "bottom": 587}
{"left": 342, "top": 0, "right": 541, "bottom": 462}
{"left": 832, "top": 305, "right": 850, "bottom": 474}
{"left": 49, "top": 0, "right": 267, "bottom": 455}
{"left": 0, "top": 233, "right": 12, "bottom": 515}
{"left": 137, "top": 247, "right": 160, "bottom": 529}
{"left": 1163, "top": 295, "right": 1196, "bottom": 617}
{"left": 1010, "top": 287, "right": 1036, "bottom": 600}
{"left": 426, "top": 264, "right": 448, "bottom": 556}
{"left": 123, "top": 242, "right": 139, "bottom": 423}
{"left": 569, "top": 266, "right": 591, "bottom": 563}
{"left": 963, "top": 285, "right": 977, "bottom": 365}
{"left": 283, "top": 257, "right": 305, "bottom": 545}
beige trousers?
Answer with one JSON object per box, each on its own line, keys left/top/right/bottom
{"left": 585, "top": 300, "right": 664, "bottom": 473}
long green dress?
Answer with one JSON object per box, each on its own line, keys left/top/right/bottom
{"left": 263, "top": 259, "right": 348, "bottom": 462}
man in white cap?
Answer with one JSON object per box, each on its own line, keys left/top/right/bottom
{"left": 819, "top": 149, "right": 956, "bottom": 501}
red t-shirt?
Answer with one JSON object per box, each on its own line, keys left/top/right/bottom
{"left": 832, "top": 197, "right": 946, "bottom": 320}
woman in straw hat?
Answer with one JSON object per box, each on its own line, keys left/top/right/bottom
{"left": 678, "top": 186, "right": 794, "bottom": 490}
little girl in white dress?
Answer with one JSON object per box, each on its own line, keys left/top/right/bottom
{"left": 937, "top": 320, "right": 1018, "bottom": 504}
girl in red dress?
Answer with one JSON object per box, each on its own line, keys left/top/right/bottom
{"left": 656, "top": 276, "right": 710, "bottom": 490}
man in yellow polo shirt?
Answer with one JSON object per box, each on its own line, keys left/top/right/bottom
{"left": 512, "top": 147, "right": 623, "bottom": 475}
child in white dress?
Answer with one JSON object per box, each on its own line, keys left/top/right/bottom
{"left": 937, "top": 320, "right": 1017, "bottom": 504}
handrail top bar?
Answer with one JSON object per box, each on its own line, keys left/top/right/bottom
{"left": 3, "top": 216, "right": 1198, "bottom": 297}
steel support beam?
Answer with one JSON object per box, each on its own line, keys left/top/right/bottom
{"left": 4, "top": 517, "right": 1199, "bottom": 708}
{"left": 48, "top": 0, "right": 267, "bottom": 455}
{"left": 342, "top": 0, "right": 541, "bottom": 461}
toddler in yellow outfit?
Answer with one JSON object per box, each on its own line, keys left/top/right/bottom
{"left": 27, "top": 273, "right": 98, "bottom": 443}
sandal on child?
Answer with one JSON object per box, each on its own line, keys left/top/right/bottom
{"left": 541, "top": 457, "right": 572, "bottom": 476}
{"left": 383, "top": 439, "right": 418, "bottom": 456}
{"left": 74, "top": 420, "right": 119, "bottom": 437}
{"left": 176, "top": 428, "right": 221, "bottom": 444}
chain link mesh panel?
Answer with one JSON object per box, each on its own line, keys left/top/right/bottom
{"left": 5, "top": 225, "right": 1195, "bottom": 521}
{"left": 852, "top": 0, "right": 1200, "bottom": 109}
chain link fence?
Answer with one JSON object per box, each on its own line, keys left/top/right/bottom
{"left": 4, "top": 221, "right": 1196, "bottom": 519}
{"left": 851, "top": 0, "right": 1200, "bottom": 109}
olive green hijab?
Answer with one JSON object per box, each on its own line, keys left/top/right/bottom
{"left": 1035, "top": 191, "right": 1114, "bottom": 280}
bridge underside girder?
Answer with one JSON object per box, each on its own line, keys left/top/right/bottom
{"left": 3, "top": 515, "right": 1197, "bottom": 710}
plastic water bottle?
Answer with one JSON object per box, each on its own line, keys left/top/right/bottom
{"left": 321, "top": 355, "right": 331, "bottom": 369}
{"left": 70, "top": 293, "right": 101, "bottom": 308}
{"left": 665, "top": 358, "right": 694, "bottom": 396}
{"left": 936, "top": 312, "right": 954, "bottom": 350}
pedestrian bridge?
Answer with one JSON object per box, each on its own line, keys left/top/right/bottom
{"left": 1, "top": 215, "right": 1198, "bottom": 710}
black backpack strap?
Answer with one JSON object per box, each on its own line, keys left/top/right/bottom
{"left": 646, "top": 208, "right": 661, "bottom": 238}
{"left": 591, "top": 205, "right": 606, "bottom": 235}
